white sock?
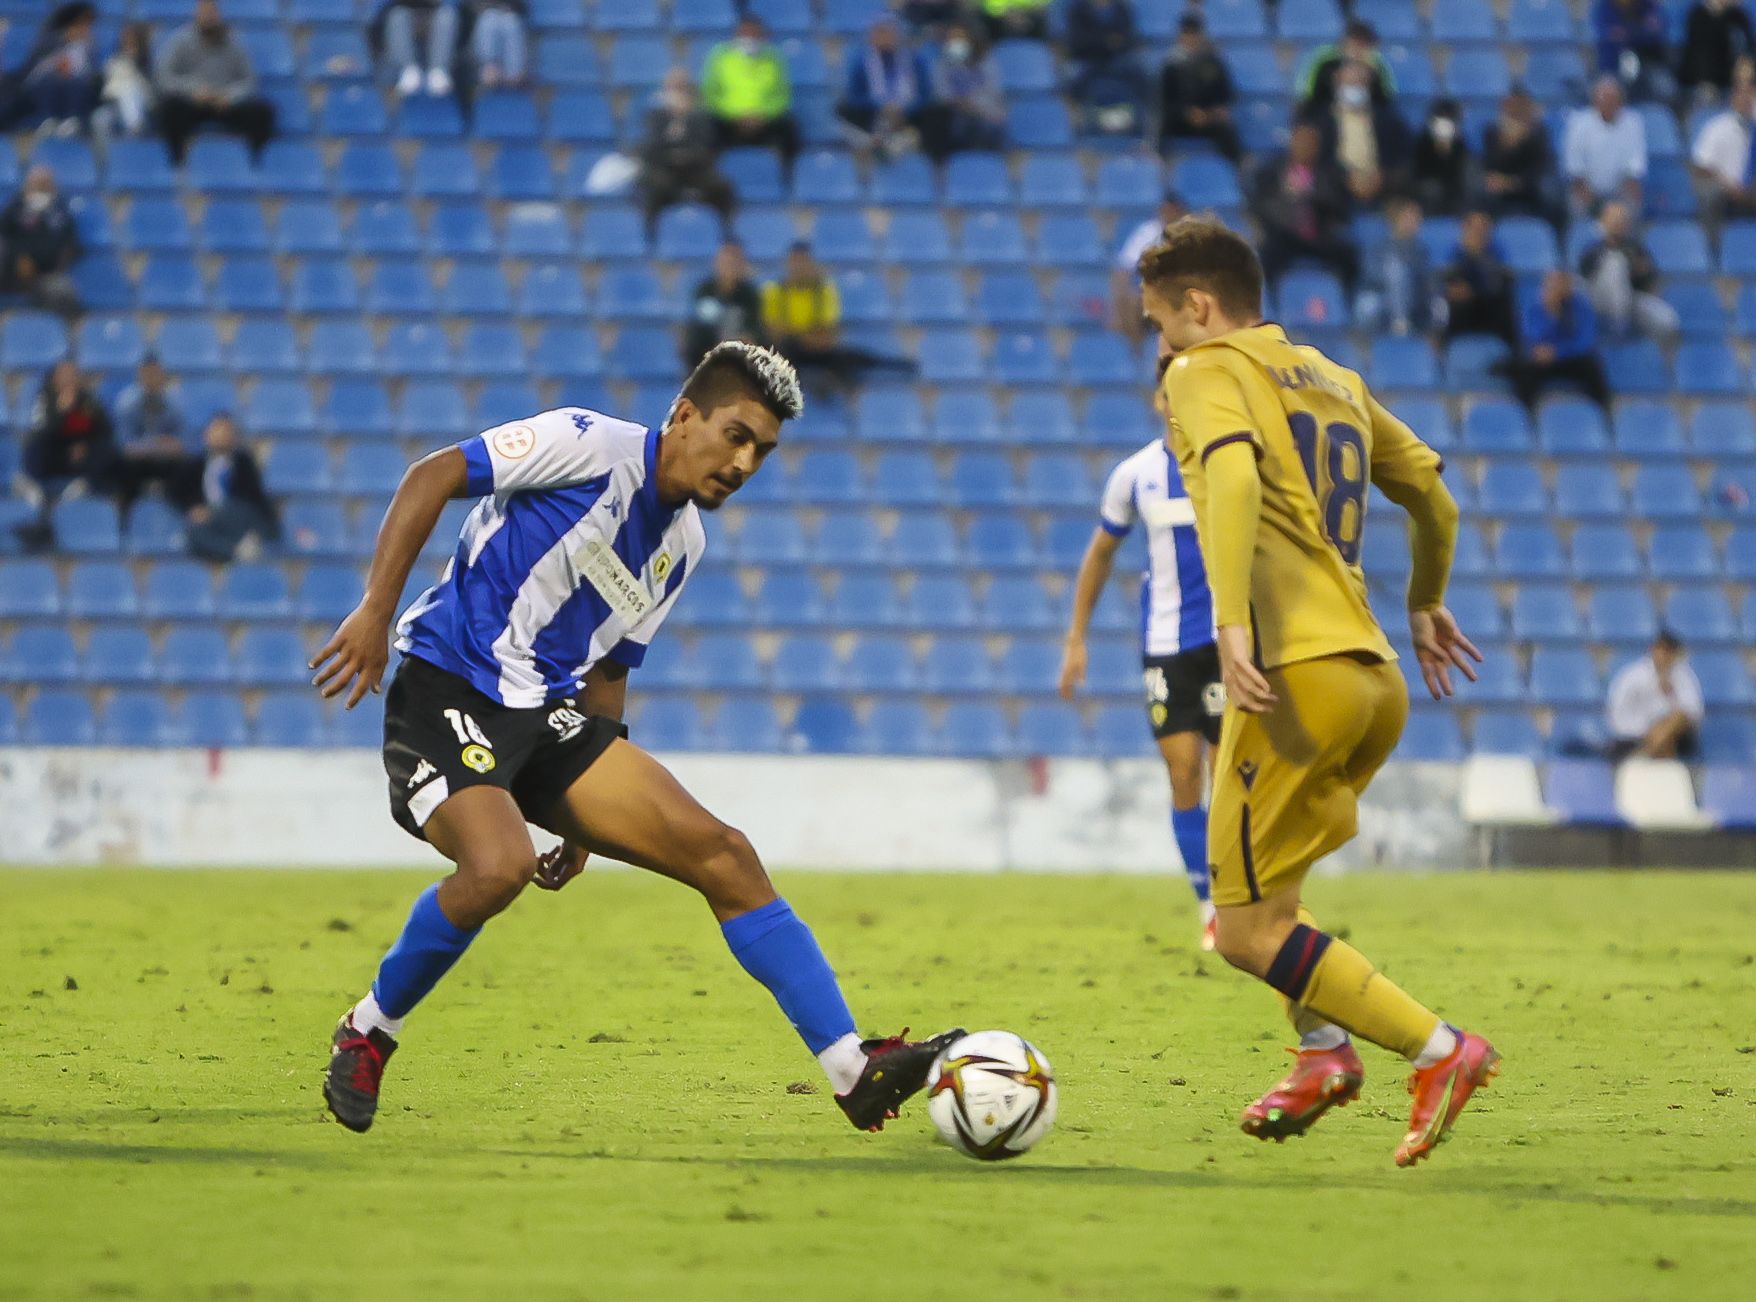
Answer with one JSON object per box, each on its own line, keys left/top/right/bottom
{"left": 1299, "top": 1023, "right": 1349, "bottom": 1052}
{"left": 817, "top": 1032, "right": 866, "bottom": 1095}
{"left": 1411, "top": 1022, "right": 1458, "bottom": 1069}
{"left": 351, "top": 991, "right": 405, "bottom": 1039}
{"left": 1199, "top": 901, "right": 1217, "bottom": 925}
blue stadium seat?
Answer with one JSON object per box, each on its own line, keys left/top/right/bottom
{"left": 790, "top": 698, "right": 860, "bottom": 754}
{"left": 1553, "top": 464, "right": 1624, "bottom": 517}
{"left": 22, "top": 690, "right": 97, "bottom": 745}
{"left": 236, "top": 628, "right": 309, "bottom": 687}
{"left": 252, "top": 692, "right": 326, "bottom": 747}
{"left": 1690, "top": 402, "right": 1756, "bottom": 456}
{"left": 842, "top": 635, "right": 919, "bottom": 693}
{"left": 608, "top": 325, "right": 680, "bottom": 382}
{"left": 714, "top": 698, "right": 784, "bottom": 752}
{"left": 858, "top": 700, "right": 933, "bottom": 755}
{"left": 1382, "top": 45, "right": 1437, "bottom": 97}
{"left": 1399, "top": 711, "right": 1466, "bottom": 761}
{"left": 1496, "top": 523, "right": 1566, "bottom": 578}
{"left": 322, "top": 84, "right": 389, "bottom": 136}
{"left": 124, "top": 500, "right": 184, "bottom": 556}
{"left": 1629, "top": 465, "right": 1704, "bottom": 519}
{"left": 770, "top": 635, "right": 841, "bottom": 691}
{"left": 1523, "top": 45, "right": 1586, "bottom": 99}
{"left": 945, "top": 154, "right": 1013, "bottom": 207}
{"left": 273, "top": 200, "right": 344, "bottom": 256}
{"left": 1545, "top": 759, "right": 1622, "bottom": 825}
{"left": 0, "top": 627, "right": 77, "bottom": 684}
{"left": 1529, "top": 647, "right": 1602, "bottom": 708}
{"left": 960, "top": 211, "right": 1029, "bottom": 266}
{"left": 1278, "top": 269, "right": 1348, "bottom": 329}
{"left": 141, "top": 561, "right": 215, "bottom": 620}
{"left": 255, "top": 140, "right": 327, "bottom": 196}
{"left": 794, "top": 150, "right": 862, "bottom": 205}
{"left": 350, "top": 200, "right": 419, "bottom": 255}
{"left": 187, "top": 139, "right": 256, "bottom": 193}
{"left": 1447, "top": 583, "right": 1505, "bottom": 637}
{"left": 106, "top": 137, "right": 177, "bottom": 192}
{"left": 989, "top": 331, "right": 1054, "bottom": 386}
{"left": 212, "top": 254, "right": 286, "bottom": 313}
{"left": 1664, "top": 588, "right": 1739, "bottom": 644}
{"left": 1277, "top": 0, "right": 1343, "bottom": 39}
{"left": 1536, "top": 398, "right": 1609, "bottom": 455}
{"left": 982, "top": 575, "right": 1056, "bottom": 631}
{"left": 1007, "top": 97, "right": 1073, "bottom": 149}
{"left": 1695, "top": 651, "right": 1755, "bottom": 707}
{"left": 1586, "top": 587, "right": 1659, "bottom": 643}
{"left": 1700, "top": 714, "right": 1756, "bottom": 763}
{"left": 382, "top": 322, "right": 457, "bottom": 378}
{"left": 397, "top": 381, "right": 469, "bottom": 437}
{"left": 245, "top": 379, "right": 317, "bottom": 437}
{"left": 1673, "top": 342, "right": 1745, "bottom": 395}
{"left": 1648, "top": 526, "right": 1718, "bottom": 580}
{"left": 489, "top": 145, "right": 557, "bottom": 201}
{"left": 333, "top": 142, "right": 404, "bottom": 198}
{"left": 794, "top": 450, "right": 867, "bottom": 506}
{"left": 123, "top": 196, "right": 193, "bottom": 252}
{"left": 1510, "top": 584, "right": 1582, "bottom": 640}
{"left": 2, "top": 311, "right": 68, "bottom": 368}
{"left": 443, "top": 263, "right": 513, "bottom": 315}
{"left": 1508, "top": 0, "right": 1578, "bottom": 43}
{"left": 629, "top": 696, "right": 710, "bottom": 751}
{"left": 1701, "top": 764, "right": 1756, "bottom": 826}
{"left": 1599, "top": 341, "right": 1669, "bottom": 394}
{"left": 868, "top": 155, "right": 934, "bottom": 208}
{"left": 1367, "top": 337, "right": 1438, "bottom": 391}
{"left": 1034, "top": 213, "right": 1105, "bottom": 269}
{"left": 1611, "top": 399, "right": 1687, "bottom": 459}
{"left": 881, "top": 211, "right": 952, "bottom": 263}
{"left": 519, "top": 263, "right": 591, "bottom": 319}
{"left": 932, "top": 701, "right": 1013, "bottom": 759}
{"left": 176, "top": 691, "right": 249, "bottom": 748}
{"left": 52, "top": 499, "right": 121, "bottom": 554}
{"left": 365, "top": 260, "right": 437, "bottom": 315}
{"left": 289, "top": 259, "right": 360, "bottom": 313}
{"left": 158, "top": 627, "right": 231, "bottom": 684}
{"left": 230, "top": 319, "right": 300, "bottom": 374}
{"left": 1472, "top": 709, "right": 1542, "bottom": 757}
{"left": 1497, "top": 217, "right": 1558, "bottom": 273}
{"left": 1017, "top": 702, "right": 1094, "bottom": 757}
{"left": 1020, "top": 154, "right": 1087, "bottom": 208}
{"left": 219, "top": 563, "right": 293, "bottom": 620}
{"left": 1444, "top": 335, "right": 1511, "bottom": 388}
{"left": 77, "top": 315, "right": 145, "bottom": 371}
{"left": 904, "top": 574, "right": 979, "bottom": 630}
{"left": 64, "top": 559, "right": 137, "bottom": 620}
{"left": 28, "top": 138, "right": 97, "bottom": 189}
{"left": 101, "top": 689, "right": 173, "bottom": 746}
{"left": 1171, "top": 155, "right": 1243, "bottom": 208}
{"left": 138, "top": 256, "right": 207, "bottom": 311}
{"left": 1463, "top": 399, "right": 1533, "bottom": 451}
{"left": 1571, "top": 523, "right": 1643, "bottom": 579}
{"left": 816, "top": 513, "right": 884, "bottom": 566}
{"left": 155, "top": 318, "right": 223, "bottom": 373}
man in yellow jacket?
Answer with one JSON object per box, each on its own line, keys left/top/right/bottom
{"left": 701, "top": 14, "right": 799, "bottom": 167}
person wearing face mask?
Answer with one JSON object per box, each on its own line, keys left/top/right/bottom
{"left": 156, "top": 0, "right": 276, "bottom": 165}
{"left": 0, "top": 164, "right": 81, "bottom": 314}
{"left": 21, "top": 2, "right": 100, "bottom": 135}
{"left": 1303, "top": 60, "right": 1408, "bottom": 208}
{"left": 1410, "top": 99, "right": 1470, "bottom": 217}
{"left": 1680, "top": 0, "right": 1756, "bottom": 102}
{"left": 702, "top": 15, "right": 800, "bottom": 169}
{"left": 465, "top": 0, "right": 527, "bottom": 88}
{"left": 1481, "top": 86, "right": 1561, "bottom": 223}
{"left": 1296, "top": 18, "right": 1395, "bottom": 110}
{"left": 920, "top": 20, "right": 1005, "bottom": 160}
{"left": 637, "top": 70, "right": 736, "bottom": 238}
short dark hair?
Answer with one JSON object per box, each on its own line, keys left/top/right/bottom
{"left": 1345, "top": 18, "right": 1377, "bottom": 43}
{"left": 1655, "top": 628, "right": 1683, "bottom": 652}
{"left": 1178, "top": 13, "right": 1204, "bottom": 33}
{"left": 1136, "top": 216, "right": 1264, "bottom": 320}
{"left": 680, "top": 341, "right": 804, "bottom": 424}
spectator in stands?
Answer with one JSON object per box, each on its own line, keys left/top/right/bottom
{"left": 98, "top": 22, "right": 156, "bottom": 138}
{"left": 1578, "top": 199, "right": 1681, "bottom": 341}
{"left": 637, "top": 69, "right": 736, "bottom": 238}
{"left": 922, "top": 19, "right": 1005, "bottom": 159}
{"left": 20, "top": 3, "right": 100, "bottom": 135}
{"left": 1481, "top": 85, "right": 1561, "bottom": 224}
{"left": 1356, "top": 196, "right": 1444, "bottom": 338}
{"left": 683, "top": 242, "right": 765, "bottom": 371}
{"left": 1443, "top": 209, "right": 1518, "bottom": 345}
{"left": 1496, "top": 269, "right": 1613, "bottom": 412}
{"left": 183, "top": 413, "right": 278, "bottom": 563}
{"left": 1690, "top": 78, "right": 1756, "bottom": 222}
{"left": 763, "top": 240, "right": 912, "bottom": 393}
{"left": 14, "top": 360, "right": 116, "bottom": 551}
{"left": 1065, "top": 0, "right": 1148, "bottom": 137}
{"left": 1303, "top": 60, "right": 1407, "bottom": 208}
{"left": 1410, "top": 98, "right": 1470, "bottom": 217}
{"left": 1251, "top": 121, "right": 1359, "bottom": 292}
{"left": 702, "top": 14, "right": 800, "bottom": 168}
{"left": 1111, "top": 190, "right": 1188, "bottom": 345}
{"left": 978, "top": 0, "right": 1052, "bottom": 42}
{"left": 837, "top": 18, "right": 932, "bottom": 161}
{"left": 900, "top": 1, "right": 965, "bottom": 33}
{"left": 376, "top": 0, "right": 460, "bottom": 98}
{"left": 1296, "top": 18, "right": 1394, "bottom": 110}
{"left": 1155, "top": 13, "right": 1239, "bottom": 161}
{"left": 115, "top": 353, "right": 194, "bottom": 511}
{"left": 1594, "top": 0, "right": 1673, "bottom": 101}
{"left": 157, "top": 0, "right": 277, "bottom": 165}
{"left": 1606, "top": 631, "right": 1705, "bottom": 760}
{"left": 1680, "top": 0, "right": 1756, "bottom": 102}
{"left": 0, "top": 164, "right": 81, "bottom": 314}
{"left": 466, "top": 0, "right": 528, "bottom": 88}
{"left": 1563, "top": 75, "right": 1647, "bottom": 220}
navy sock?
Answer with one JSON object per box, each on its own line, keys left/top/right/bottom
{"left": 721, "top": 898, "right": 857, "bottom": 1054}
{"left": 1171, "top": 803, "right": 1212, "bottom": 905}
{"left": 370, "top": 883, "right": 482, "bottom": 1020}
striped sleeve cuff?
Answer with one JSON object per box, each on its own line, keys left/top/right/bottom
{"left": 1200, "top": 431, "right": 1259, "bottom": 463}
{"left": 1098, "top": 516, "right": 1130, "bottom": 537}
{"left": 459, "top": 437, "right": 494, "bottom": 497}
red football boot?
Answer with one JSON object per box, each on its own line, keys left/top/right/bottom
{"left": 1239, "top": 1040, "right": 1365, "bottom": 1142}
{"left": 1395, "top": 1028, "right": 1501, "bottom": 1168}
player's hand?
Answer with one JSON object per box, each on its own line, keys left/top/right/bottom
{"left": 1216, "top": 624, "right": 1277, "bottom": 714}
{"left": 309, "top": 602, "right": 391, "bottom": 709}
{"left": 1056, "top": 638, "right": 1087, "bottom": 701}
{"left": 1409, "top": 605, "right": 1483, "bottom": 701}
{"left": 533, "top": 842, "right": 589, "bottom": 891}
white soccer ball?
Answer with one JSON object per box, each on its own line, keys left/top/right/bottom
{"left": 925, "top": 1030, "right": 1057, "bottom": 1161}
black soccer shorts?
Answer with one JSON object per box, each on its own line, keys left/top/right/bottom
{"left": 1142, "top": 644, "right": 1225, "bottom": 746}
{"left": 381, "top": 655, "right": 627, "bottom": 841}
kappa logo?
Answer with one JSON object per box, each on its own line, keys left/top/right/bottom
{"left": 406, "top": 758, "right": 437, "bottom": 789}
{"left": 1237, "top": 760, "right": 1259, "bottom": 791}
{"left": 491, "top": 423, "right": 536, "bottom": 459}
{"left": 569, "top": 411, "right": 595, "bottom": 437}
{"left": 605, "top": 496, "right": 622, "bottom": 520}
{"left": 547, "top": 706, "right": 588, "bottom": 743}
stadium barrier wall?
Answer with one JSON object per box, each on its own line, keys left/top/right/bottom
{"left": 0, "top": 748, "right": 1471, "bottom": 871}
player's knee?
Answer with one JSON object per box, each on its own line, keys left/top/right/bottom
{"left": 1167, "top": 763, "right": 1204, "bottom": 809}
{"left": 697, "top": 823, "right": 774, "bottom": 912}
{"left": 456, "top": 846, "right": 538, "bottom": 915}
{"left": 1212, "top": 915, "right": 1275, "bottom": 978}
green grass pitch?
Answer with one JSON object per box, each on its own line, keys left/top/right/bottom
{"left": 3, "top": 867, "right": 1754, "bottom": 1301}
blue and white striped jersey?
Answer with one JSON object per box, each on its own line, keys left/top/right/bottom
{"left": 396, "top": 407, "right": 704, "bottom": 708}
{"left": 1099, "top": 439, "right": 1215, "bottom": 658}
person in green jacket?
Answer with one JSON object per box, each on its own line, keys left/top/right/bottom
{"left": 701, "top": 14, "right": 799, "bottom": 167}
{"left": 1296, "top": 18, "right": 1396, "bottom": 109}
{"left": 980, "top": 0, "right": 1052, "bottom": 41}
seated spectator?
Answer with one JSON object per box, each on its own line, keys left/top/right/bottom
{"left": 837, "top": 18, "right": 932, "bottom": 161}
{"left": 1607, "top": 631, "right": 1704, "bottom": 760}
{"left": 184, "top": 413, "right": 278, "bottom": 563}
{"left": 157, "top": 0, "right": 276, "bottom": 165}
{"left": 99, "top": 22, "right": 156, "bottom": 137}
{"left": 1155, "top": 14, "right": 1238, "bottom": 161}
{"left": 978, "top": 0, "right": 1052, "bottom": 42}
{"left": 1303, "top": 61, "right": 1407, "bottom": 208}
{"left": 20, "top": 3, "right": 100, "bottom": 135}
{"left": 1251, "top": 121, "right": 1359, "bottom": 292}
{"left": 0, "top": 164, "right": 81, "bottom": 314}
{"left": 1679, "top": 0, "right": 1756, "bottom": 102}
{"left": 1495, "top": 270, "right": 1612, "bottom": 412}
{"left": 1578, "top": 199, "right": 1681, "bottom": 341}
{"left": 637, "top": 70, "right": 735, "bottom": 238}
{"left": 114, "top": 354, "right": 194, "bottom": 511}
{"left": 1356, "top": 197, "right": 1444, "bottom": 337}
{"left": 1691, "top": 78, "right": 1756, "bottom": 222}
{"left": 466, "top": 0, "right": 527, "bottom": 88}
{"left": 923, "top": 20, "right": 1005, "bottom": 159}
{"left": 1482, "top": 86, "right": 1561, "bottom": 223}
{"left": 1111, "top": 191, "right": 1188, "bottom": 344}
{"left": 1594, "top": 0, "right": 1672, "bottom": 101}
{"left": 1296, "top": 18, "right": 1395, "bottom": 110}
{"left": 1410, "top": 98, "right": 1470, "bottom": 217}
{"left": 1563, "top": 75, "right": 1646, "bottom": 220}
{"left": 14, "top": 360, "right": 115, "bottom": 551}
{"left": 1443, "top": 210, "right": 1518, "bottom": 344}
{"left": 1065, "top": 0, "right": 1148, "bottom": 137}
{"left": 683, "top": 242, "right": 765, "bottom": 371}
{"left": 702, "top": 15, "right": 800, "bottom": 168}
{"left": 376, "top": 0, "right": 460, "bottom": 98}
{"left": 763, "top": 241, "right": 913, "bottom": 393}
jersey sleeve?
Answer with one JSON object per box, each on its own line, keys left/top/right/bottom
{"left": 1098, "top": 459, "right": 1138, "bottom": 536}
{"left": 458, "top": 408, "right": 633, "bottom": 497}
{"left": 1163, "top": 351, "right": 1263, "bottom": 464}
{"left": 1365, "top": 392, "right": 1444, "bottom": 498}
{"left": 605, "top": 558, "right": 690, "bottom": 669}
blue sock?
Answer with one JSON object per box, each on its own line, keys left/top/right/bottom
{"left": 370, "top": 883, "right": 482, "bottom": 1019}
{"left": 1171, "top": 804, "right": 1212, "bottom": 906}
{"left": 721, "top": 898, "right": 857, "bottom": 1054}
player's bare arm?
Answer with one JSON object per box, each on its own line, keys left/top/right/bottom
{"left": 310, "top": 446, "right": 468, "bottom": 709}
{"left": 1058, "top": 527, "right": 1122, "bottom": 699}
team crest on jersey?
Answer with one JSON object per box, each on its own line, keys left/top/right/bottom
{"left": 547, "top": 706, "right": 587, "bottom": 742}
{"left": 492, "top": 424, "right": 536, "bottom": 459}
{"left": 461, "top": 744, "right": 497, "bottom": 773}
{"left": 653, "top": 552, "right": 672, "bottom": 581}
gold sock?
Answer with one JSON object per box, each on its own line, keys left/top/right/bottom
{"left": 1266, "top": 919, "right": 1440, "bottom": 1060}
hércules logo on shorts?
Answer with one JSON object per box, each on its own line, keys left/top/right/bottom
{"left": 461, "top": 744, "right": 496, "bottom": 773}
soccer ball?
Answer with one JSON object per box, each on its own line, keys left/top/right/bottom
{"left": 925, "top": 1030, "right": 1057, "bottom": 1161}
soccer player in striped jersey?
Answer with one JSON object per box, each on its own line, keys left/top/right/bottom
{"left": 1059, "top": 350, "right": 1223, "bottom": 952}
{"left": 310, "top": 343, "right": 959, "bottom": 1134}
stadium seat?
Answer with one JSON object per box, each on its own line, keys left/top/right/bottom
{"left": 0, "top": 626, "right": 77, "bottom": 684}
{"left": 1700, "top": 765, "right": 1756, "bottom": 828}
{"left": 1400, "top": 712, "right": 1466, "bottom": 761}
{"left": 1664, "top": 588, "right": 1738, "bottom": 644}
{"left": 22, "top": 690, "right": 97, "bottom": 745}
{"left": 1472, "top": 709, "right": 1543, "bottom": 757}
{"left": 1544, "top": 760, "right": 1622, "bottom": 825}
{"left": 177, "top": 691, "right": 249, "bottom": 748}
{"left": 1647, "top": 526, "right": 1718, "bottom": 580}
{"left": 714, "top": 698, "right": 783, "bottom": 752}
{"left": 1586, "top": 587, "right": 1659, "bottom": 643}
{"left": 1630, "top": 465, "right": 1704, "bottom": 519}
{"left": 1477, "top": 461, "right": 1547, "bottom": 515}
{"left": 236, "top": 628, "right": 310, "bottom": 687}
{"left": 1553, "top": 465, "right": 1624, "bottom": 518}
{"left": 1612, "top": 399, "right": 1687, "bottom": 459}
{"left": 770, "top": 635, "right": 841, "bottom": 691}
{"left": 101, "top": 689, "right": 173, "bottom": 747}
{"left": 1496, "top": 523, "right": 1567, "bottom": 578}
{"left": 1571, "top": 523, "right": 1643, "bottom": 579}
{"left": 1510, "top": 584, "right": 1582, "bottom": 640}
{"left": 1529, "top": 647, "right": 1602, "bottom": 708}
{"left": 1535, "top": 399, "right": 1608, "bottom": 455}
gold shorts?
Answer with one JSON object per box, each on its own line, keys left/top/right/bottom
{"left": 1207, "top": 653, "right": 1408, "bottom": 907}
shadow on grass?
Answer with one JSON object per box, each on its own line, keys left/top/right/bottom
{"left": 0, "top": 1136, "right": 331, "bottom": 1168}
